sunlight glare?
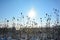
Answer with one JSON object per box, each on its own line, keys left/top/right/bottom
{"left": 28, "top": 8, "right": 36, "bottom": 19}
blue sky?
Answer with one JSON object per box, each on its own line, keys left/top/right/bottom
{"left": 0, "top": 0, "right": 60, "bottom": 26}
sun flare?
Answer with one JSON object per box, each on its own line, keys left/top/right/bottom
{"left": 28, "top": 8, "right": 36, "bottom": 19}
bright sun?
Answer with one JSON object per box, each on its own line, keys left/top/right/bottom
{"left": 28, "top": 8, "right": 36, "bottom": 19}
